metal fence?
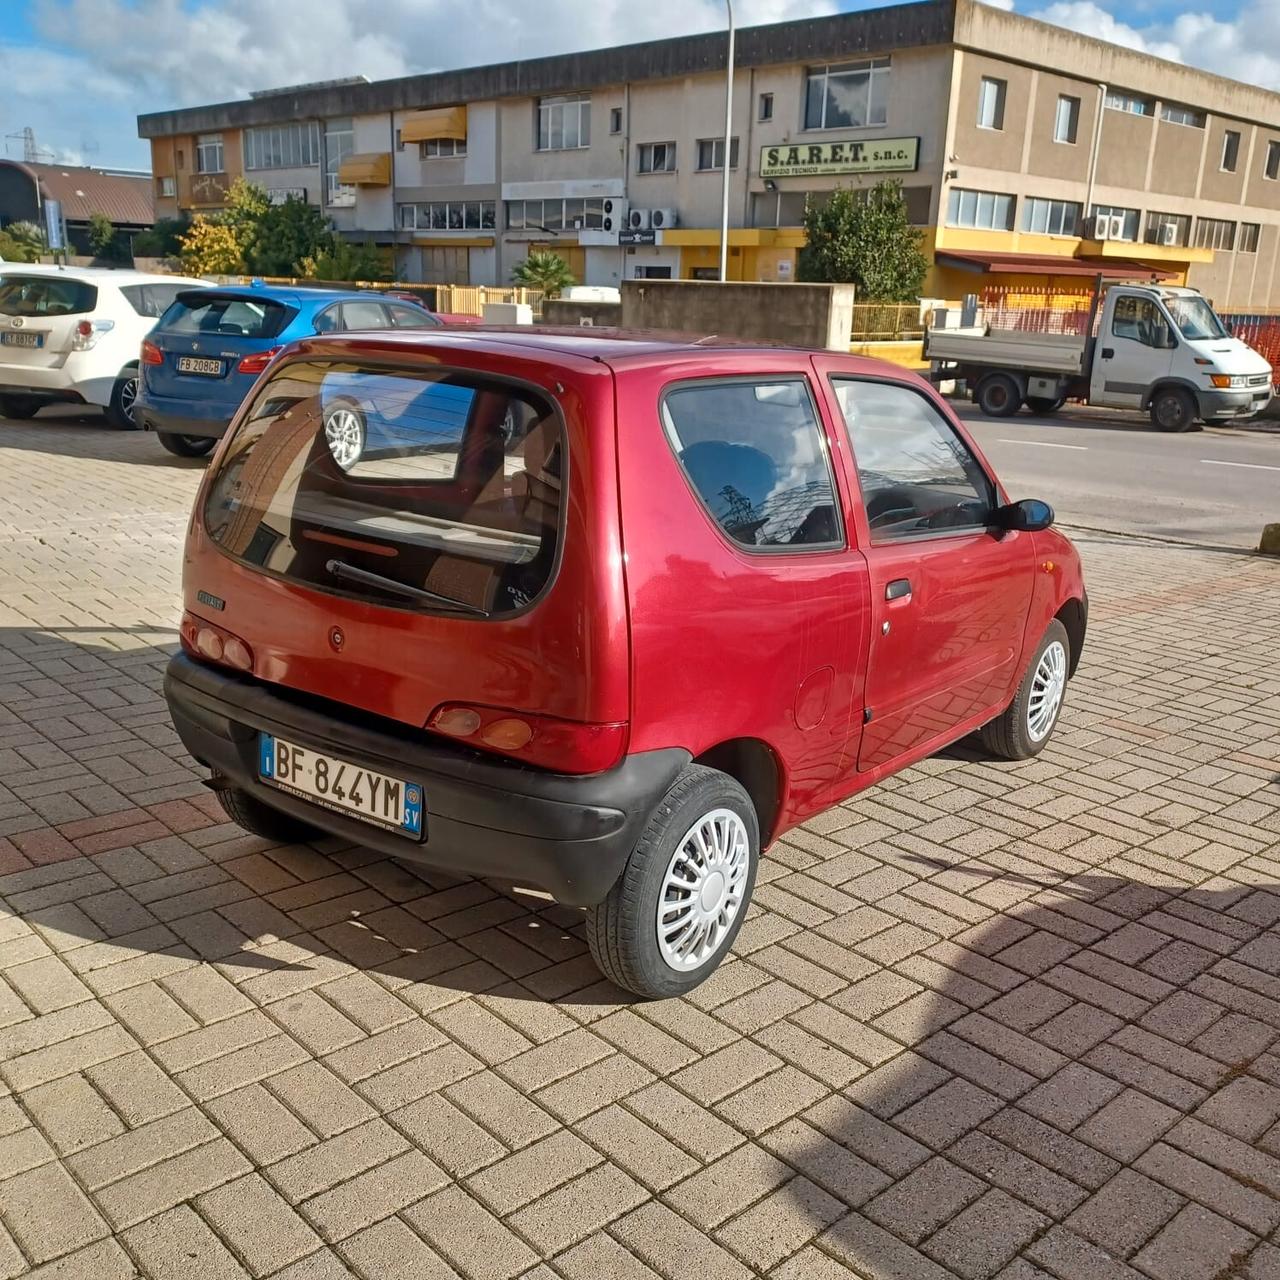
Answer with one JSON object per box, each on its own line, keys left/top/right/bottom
{"left": 849, "top": 302, "right": 924, "bottom": 341}
{"left": 978, "top": 286, "right": 1099, "bottom": 336}
{"left": 1219, "top": 312, "right": 1280, "bottom": 388}
{"left": 218, "top": 277, "right": 545, "bottom": 319}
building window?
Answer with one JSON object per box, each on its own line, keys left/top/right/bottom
{"left": 158, "top": 176, "right": 176, "bottom": 198}
{"left": 977, "top": 77, "right": 1006, "bottom": 131}
{"left": 1054, "top": 95, "right": 1080, "bottom": 144}
{"left": 803, "top": 58, "right": 890, "bottom": 130}
{"left": 421, "top": 137, "right": 466, "bottom": 158}
{"left": 1266, "top": 140, "right": 1280, "bottom": 180}
{"left": 759, "top": 92, "right": 774, "bottom": 121}
{"left": 395, "top": 128, "right": 404, "bottom": 152}
{"left": 245, "top": 121, "right": 321, "bottom": 170}
{"left": 398, "top": 200, "right": 496, "bottom": 230}
{"left": 1221, "top": 129, "right": 1240, "bottom": 173}
{"left": 946, "top": 187, "right": 1015, "bottom": 231}
{"left": 696, "top": 137, "right": 740, "bottom": 171}
{"left": 1240, "top": 223, "right": 1260, "bottom": 253}
{"left": 505, "top": 198, "right": 602, "bottom": 231}
{"left": 324, "top": 118, "right": 355, "bottom": 206}
{"left": 537, "top": 94, "right": 591, "bottom": 150}
{"left": 195, "top": 133, "right": 224, "bottom": 174}
{"left": 1160, "top": 103, "right": 1205, "bottom": 128}
{"left": 1090, "top": 204, "right": 1140, "bottom": 241}
{"left": 1022, "top": 197, "right": 1081, "bottom": 237}
{"left": 1194, "top": 217, "right": 1236, "bottom": 251}
{"left": 610, "top": 107, "right": 623, "bottom": 134}
{"left": 1105, "top": 90, "right": 1153, "bottom": 116}
{"left": 637, "top": 141, "right": 677, "bottom": 173}
{"left": 1145, "top": 210, "right": 1191, "bottom": 246}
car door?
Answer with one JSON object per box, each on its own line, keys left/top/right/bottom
{"left": 1089, "top": 292, "right": 1175, "bottom": 409}
{"left": 815, "top": 366, "right": 1037, "bottom": 774}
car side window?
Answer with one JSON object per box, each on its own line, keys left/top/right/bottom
{"left": 833, "top": 379, "right": 994, "bottom": 542}
{"left": 1112, "top": 296, "right": 1172, "bottom": 349}
{"left": 313, "top": 306, "right": 340, "bottom": 334}
{"left": 339, "top": 301, "right": 390, "bottom": 330}
{"left": 661, "top": 378, "right": 842, "bottom": 550}
{"left": 388, "top": 304, "right": 437, "bottom": 328}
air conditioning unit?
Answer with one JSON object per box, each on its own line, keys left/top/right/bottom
{"left": 602, "top": 198, "right": 629, "bottom": 233}
{"left": 628, "top": 208, "right": 652, "bottom": 230}
{"left": 1092, "top": 213, "right": 1126, "bottom": 241}
{"left": 1161, "top": 222, "right": 1178, "bottom": 246}
{"left": 651, "top": 207, "right": 679, "bottom": 229}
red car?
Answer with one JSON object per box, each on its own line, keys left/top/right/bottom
{"left": 167, "top": 330, "right": 1086, "bottom": 999}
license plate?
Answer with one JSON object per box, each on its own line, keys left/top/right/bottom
{"left": 178, "top": 356, "right": 223, "bottom": 376}
{"left": 1, "top": 332, "right": 42, "bottom": 348}
{"left": 258, "top": 733, "right": 424, "bottom": 838}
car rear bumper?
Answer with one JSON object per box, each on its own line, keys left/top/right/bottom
{"left": 136, "top": 397, "right": 232, "bottom": 439}
{"left": 0, "top": 380, "right": 84, "bottom": 405}
{"left": 165, "top": 653, "right": 684, "bottom": 906}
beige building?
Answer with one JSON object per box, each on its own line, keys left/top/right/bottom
{"left": 136, "top": 0, "right": 1280, "bottom": 309}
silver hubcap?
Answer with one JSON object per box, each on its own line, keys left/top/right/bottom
{"left": 325, "top": 409, "right": 363, "bottom": 470}
{"left": 1027, "top": 639, "right": 1067, "bottom": 742}
{"left": 657, "top": 808, "right": 750, "bottom": 972}
{"left": 120, "top": 377, "right": 138, "bottom": 421}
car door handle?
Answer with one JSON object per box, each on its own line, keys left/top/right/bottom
{"left": 885, "top": 578, "right": 912, "bottom": 601}
{"left": 1100, "top": 347, "right": 1115, "bottom": 359}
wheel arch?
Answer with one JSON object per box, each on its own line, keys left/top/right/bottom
{"left": 693, "top": 737, "right": 784, "bottom": 847}
{"left": 1055, "top": 597, "right": 1086, "bottom": 678}
{"left": 1141, "top": 377, "right": 1202, "bottom": 412}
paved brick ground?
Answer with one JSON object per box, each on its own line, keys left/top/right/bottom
{"left": 1, "top": 418, "right": 1279, "bottom": 1279}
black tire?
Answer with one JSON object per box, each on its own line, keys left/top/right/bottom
{"left": 157, "top": 432, "right": 216, "bottom": 457}
{"left": 0, "top": 395, "right": 43, "bottom": 420}
{"left": 586, "top": 764, "right": 759, "bottom": 1000}
{"left": 1026, "top": 395, "right": 1066, "bottom": 415}
{"left": 975, "top": 374, "right": 1023, "bottom": 418}
{"left": 215, "top": 782, "right": 320, "bottom": 842}
{"left": 1149, "top": 386, "right": 1198, "bottom": 432}
{"left": 105, "top": 368, "right": 140, "bottom": 430}
{"left": 980, "top": 619, "right": 1070, "bottom": 761}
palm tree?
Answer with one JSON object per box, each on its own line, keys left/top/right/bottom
{"left": 512, "top": 250, "right": 575, "bottom": 300}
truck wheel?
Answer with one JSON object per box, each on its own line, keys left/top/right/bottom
{"left": 980, "top": 620, "right": 1070, "bottom": 761}
{"left": 1026, "top": 396, "right": 1066, "bottom": 415}
{"left": 105, "top": 369, "right": 140, "bottom": 430}
{"left": 586, "top": 764, "right": 759, "bottom": 1000}
{"left": 0, "top": 395, "right": 43, "bottom": 420}
{"left": 1150, "top": 387, "right": 1198, "bottom": 432}
{"left": 157, "top": 432, "right": 216, "bottom": 457}
{"left": 975, "top": 374, "right": 1023, "bottom": 418}
{"left": 214, "top": 780, "right": 320, "bottom": 842}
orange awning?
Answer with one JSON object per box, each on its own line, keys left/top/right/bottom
{"left": 400, "top": 106, "right": 467, "bottom": 144}
{"left": 336, "top": 153, "right": 392, "bottom": 186}
{"left": 935, "top": 250, "right": 1177, "bottom": 280}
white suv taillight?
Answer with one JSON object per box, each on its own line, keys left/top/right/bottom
{"left": 71, "top": 318, "right": 114, "bottom": 351}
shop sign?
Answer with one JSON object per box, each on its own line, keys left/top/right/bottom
{"left": 760, "top": 137, "right": 919, "bottom": 179}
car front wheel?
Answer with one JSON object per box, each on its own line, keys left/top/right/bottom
{"left": 587, "top": 764, "right": 759, "bottom": 1000}
{"left": 980, "top": 619, "right": 1070, "bottom": 761}
{"left": 1150, "top": 387, "right": 1198, "bottom": 432}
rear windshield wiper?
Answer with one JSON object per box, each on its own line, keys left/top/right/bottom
{"left": 324, "top": 559, "right": 490, "bottom": 617}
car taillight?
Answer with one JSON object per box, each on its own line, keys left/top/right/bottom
{"left": 428, "top": 703, "right": 626, "bottom": 774}
{"left": 180, "top": 612, "right": 254, "bottom": 674}
{"left": 71, "top": 317, "right": 113, "bottom": 351}
{"left": 237, "top": 346, "right": 282, "bottom": 375}
{"left": 140, "top": 339, "right": 163, "bottom": 365}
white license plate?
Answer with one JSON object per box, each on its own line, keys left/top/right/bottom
{"left": 178, "top": 356, "right": 223, "bottom": 376}
{"left": 258, "top": 733, "right": 424, "bottom": 838}
{"left": 1, "top": 332, "right": 42, "bottom": 348}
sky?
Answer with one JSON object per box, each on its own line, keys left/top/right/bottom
{"left": 0, "top": 0, "right": 1275, "bottom": 172}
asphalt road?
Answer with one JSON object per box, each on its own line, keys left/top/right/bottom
{"left": 957, "top": 404, "right": 1280, "bottom": 549}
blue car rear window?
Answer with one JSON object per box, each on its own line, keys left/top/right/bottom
{"left": 159, "top": 293, "right": 293, "bottom": 340}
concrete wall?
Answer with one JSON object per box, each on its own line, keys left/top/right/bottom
{"left": 542, "top": 299, "right": 622, "bottom": 326}
{"left": 619, "top": 279, "right": 855, "bottom": 349}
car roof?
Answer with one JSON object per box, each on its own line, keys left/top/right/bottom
{"left": 0, "top": 264, "right": 208, "bottom": 287}
{"left": 187, "top": 285, "right": 416, "bottom": 310}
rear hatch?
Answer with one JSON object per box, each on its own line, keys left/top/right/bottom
{"left": 188, "top": 346, "right": 628, "bottom": 773}
{"left": 146, "top": 291, "right": 296, "bottom": 404}
{"left": 0, "top": 273, "right": 98, "bottom": 368}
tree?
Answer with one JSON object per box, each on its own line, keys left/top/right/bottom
{"left": 6, "top": 221, "right": 47, "bottom": 260}
{"left": 87, "top": 212, "right": 118, "bottom": 259}
{"left": 0, "top": 229, "right": 37, "bottom": 262}
{"left": 798, "top": 180, "right": 928, "bottom": 302}
{"left": 132, "top": 217, "right": 190, "bottom": 259}
{"left": 248, "top": 196, "right": 331, "bottom": 276}
{"left": 221, "top": 178, "right": 271, "bottom": 266}
{"left": 512, "top": 250, "right": 575, "bottom": 299}
{"left": 297, "top": 235, "right": 389, "bottom": 282}
{"left": 178, "top": 215, "right": 242, "bottom": 274}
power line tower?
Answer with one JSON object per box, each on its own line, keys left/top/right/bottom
{"left": 5, "top": 127, "right": 53, "bottom": 163}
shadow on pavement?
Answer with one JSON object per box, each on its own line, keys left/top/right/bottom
{"left": 0, "top": 415, "right": 209, "bottom": 468}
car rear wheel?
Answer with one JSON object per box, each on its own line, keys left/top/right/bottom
{"left": 0, "top": 395, "right": 43, "bottom": 420}
{"left": 214, "top": 780, "right": 321, "bottom": 842}
{"left": 324, "top": 401, "right": 366, "bottom": 471}
{"left": 1026, "top": 395, "right": 1066, "bottom": 415}
{"left": 586, "top": 764, "right": 758, "bottom": 1000}
{"left": 105, "top": 370, "right": 140, "bottom": 430}
{"left": 975, "top": 374, "right": 1023, "bottom": 418}
{"left": 157, "top": 432, "right": 216, "bottom": 457}
{"left": 1150, "top": 386, "right": 1198, "bottom": 432}
{"left": 980, "top": 619, "right": 1070, "bottom": 761}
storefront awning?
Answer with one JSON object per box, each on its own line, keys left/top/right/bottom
{"left": 336, "top": 153, "right": 392, "bottom": 186}
{"left": 400, "top": 106, "right": 467, "bottom": 144}
{"left": 935, "top": 250, "right": 1177, "bottom": 281}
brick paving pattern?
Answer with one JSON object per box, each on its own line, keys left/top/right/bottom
{"left": 1, "top": 418, "right": 1279, "bottom": 1278}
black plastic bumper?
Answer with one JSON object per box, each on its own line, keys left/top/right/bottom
{"left": 138, "top": 408, "right": 231, "bottom": 439}
{"left": 165, "top": 653, "right": 687, "bottom": 906}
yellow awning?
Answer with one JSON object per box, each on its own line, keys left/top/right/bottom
{"left": 337, "top": 153, "right": 392, "bottom": 186}
{"left": 400, "top": 106, "right": 467, "bottom": 144}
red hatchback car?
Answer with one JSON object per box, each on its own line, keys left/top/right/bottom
{"left": 167, "top": 330, "right": 1086, "bottom": 999}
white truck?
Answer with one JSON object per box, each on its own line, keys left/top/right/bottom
{"left": 925, "top": 281, "right": 1273, "bottom": 431}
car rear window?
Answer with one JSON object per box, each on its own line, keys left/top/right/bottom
{"left": 0, "top": 275, "right": 97, "bottom": 317}
{"left": 203, "top": 359, "right": 564, "bottom": 617}
{"left": 159, "top": 292, "right": 293, "bottom": 339}
{"left": 119, "top": 283, "right": 192, "bottom": 318}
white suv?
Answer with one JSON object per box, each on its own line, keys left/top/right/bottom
{"left": 0, "top": 265, "right": 210, "bottom": 428}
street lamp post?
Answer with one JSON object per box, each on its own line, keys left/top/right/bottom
{"left": 718, "top": 0, "right": 735, "bottom": 283}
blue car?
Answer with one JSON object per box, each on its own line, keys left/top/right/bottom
{"left": 137, "top": 284, "right": 442, "bottom": 457}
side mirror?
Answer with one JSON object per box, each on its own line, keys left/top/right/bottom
{"left": 995, "top": 498, "right": 1055, "bottom": 532}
